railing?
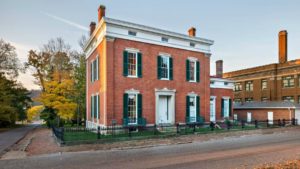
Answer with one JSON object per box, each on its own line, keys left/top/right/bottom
{"left": 51, "top": 118, "right": 298, "bottom": 145}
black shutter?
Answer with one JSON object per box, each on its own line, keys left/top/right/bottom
{"left": 91, "top": 96, "right": 93, "bottom": 118}
{"left": 137, "top": 52, "right": 142, "bottom": 78}
{"left": 221, "top": 98, "right": 224, "bottom": 117}
{"left": 138, "top": 94, "right": 142, "bottom": 119}
{"left": 186, "top": 96, "right": 190, "bottom": 121}
{"left": 169, "top": 57, "right": 173, "bottom": 80}
{"left": 196, "top": 96, "right": 200, "bottom": 118}
{"left": 123, "top": 50, "right": 128, "bottom": 76}
{"left": 157, "top": 56, "right": 162, "bottom": 79}
{"left": 196, "top": 61, "right": 200, "bottom": 82}
{"left": 123, "top": 93, "right": 128, "bottom": 120}
{"left": 186, "top": 59, "right": 190, "bottom": 81}
{"left": 229, "top": 99, "right": 232, "bottom": 117}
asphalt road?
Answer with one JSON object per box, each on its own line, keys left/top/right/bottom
{"left": 1, "top": 129, "right": 300, "bottom": 169}
{"left": 0, "top": 124, "right": 37, "bottom": 156}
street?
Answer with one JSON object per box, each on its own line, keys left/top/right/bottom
{"left": 1, "top": 129, "right": 300, "bottom": 169}
{"left": 0, "top": 124, "right": 38, "bottom": 156}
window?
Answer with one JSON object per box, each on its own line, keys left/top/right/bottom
{"left": 261, "top": 79, "right": 267, "bottom": 90}
{"left": 127, "top": 94, "right": 137, "bottom": 124}
{"left": 221, "top": 98, "right": 232, "bottom": 118}
{"left": 186, "top": 59, "right": 199, "bottom": 82}
{"left": 90, "top": 57, "right": 99, "bottom": 82}
{"left": 245, "top": 81, "right": 253, "bottom": 91}
{"left": 190, "top": 42, "right": 195, "bottom": 47}
{"left": 224, "top": 82, "right": 228, "bottom": 86}
{"left": 128, "top": 52, "right": 137, "bottom": 76}
{"left": 128, "top": 30, "right": 137, "bottom": 36}
{"left": 90, "top": 94, "right": 99, "bottom": 119}
{"left": 157, "top": 55, "right": 173, "bottom": 80}
{"left": 210, "top": 81, "right": 215, "bottom": 85}
{"left": 245, "top": 98, "right": 253, "bottom": 102}
{"left": 282, "top": 96, "right": 294, "bottom": 102}
{"left": 189, "top": 61, "right": 196, "bottom": 81}
{"left": 123, "top": 93, "right": 142, "bottom": 125}
{"left": 234, "top": 83, "right": 242, "bottom": 91}
{"left": 234, "top": 98, "right": 242, "bottom": 103}
{"left": 261, "top": 97, "right": 268, "bottom": 102}
{"left": 161, "top": 56, "right": 169, "bottom": 79}
{"left": 161, "top": 37, "right": 168, "bottom": 42}
{"left": 298, "top": 75, "right": 300, "bottom": 87}
{"left": 123, "top": 50, "right": 142, "bottom": 78}
{"left": 298, "top": 96, "right": 300, "bottom": 104}
{"left": 282, "top": 76, "right": 294, "bottom": 88}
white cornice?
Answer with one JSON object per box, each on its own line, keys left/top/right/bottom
{"left": 84, "top": 17, "right": 214, "bottom": 59}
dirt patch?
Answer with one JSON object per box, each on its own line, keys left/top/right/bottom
{"left": 26, "top": 127, "right": 62, "bottom": 156}
{"left": 23, "top": 126, "right": 300, "bottom": 157}
{"left": 255, "top": 159, "right": 300, "bottom": 169}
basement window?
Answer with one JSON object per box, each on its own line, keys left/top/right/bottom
{"left": 128, "top": 31, "right": 137, "bottom": 36}
{"left": 161, "top": 37, "right": 168, "bottom": 42}
{"left": 190, "top": 42, "right": 195, "bottom": 47}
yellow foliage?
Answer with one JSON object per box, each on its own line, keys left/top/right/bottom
{"left": 27, "top": 105, "right": 44, "bottom": 121}
{"left": 38, "top": 77, "right": 77, "bottom": 120}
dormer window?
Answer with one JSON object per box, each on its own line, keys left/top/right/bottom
{"left": 190, "top": 42, "right": 195, "bottom": 47}
{"left": 161, "top": 37, "right": 168, "bottom": 42}
{"left": 128, "top": 30, "right": 137, "bottom": 36}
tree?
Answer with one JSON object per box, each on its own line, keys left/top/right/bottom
{"left": 0, "top": 39, "right": 22, "bottom": 78}
{"left": 26, "top": 38, "right": 78, "bottom": 126}
{"left": 27, "top": 105, "right": 44, "bottom": 122}
{"left": 0, "top": 73, "right": 31, "bottom": 127}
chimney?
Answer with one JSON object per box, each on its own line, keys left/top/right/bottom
{"left": 89, "top": 22, "right": 96, "bottom": 36}
{"left": 188, "top": 27, "right": 196, "bottom": 37}
{"left": 216, "top": 60, "right": 223, "bottom": 78}
{"left": 98, "top": 5, "right": 106, "bottom": 22}
{"left": 278, "top": 30, "right": 288, "bottom": 64}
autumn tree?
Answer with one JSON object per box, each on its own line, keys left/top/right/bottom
{"left": 26, "top": 38, "right": 79, "bottom": 126}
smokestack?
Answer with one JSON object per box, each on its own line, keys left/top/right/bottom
{"left": 98, "top": 5, "right": 106, "bottom": 22}
{"left": 188, "top": 27, "right": 196, "bottom": 37}
{"left": 216, "top": 60, "right": 223, "bottom": 78}
{"left": 278, "top": 30, "right": 288, "bottom": 64}
{"left": 89, "top": 22, "right": 96, "bottom": 36}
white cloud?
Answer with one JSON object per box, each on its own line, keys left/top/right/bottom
{"left": 42, "top": 12, "right": 89, "bottom": 32}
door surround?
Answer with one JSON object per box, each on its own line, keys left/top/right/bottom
{"left": 155, "top": 88, "right": 176, "bottom": 125}
{"left": 210, "top": 96, "right": 216, "bottom": 122}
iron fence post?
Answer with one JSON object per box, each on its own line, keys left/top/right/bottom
{"left": 97, "top": 126, "right": 101, "bottom": 139}
{"left": 255, "top": 120, "right": 258, "bottom": 128}
{"left": 61, "top": 127, "right": 64, "bottom": 143}
{"left": 283, "top": 119, "right": 286, "bottom": 127}
{"left": 242, "top": 120, "right": 245, "bottom": 129}
{"left": 266, "top": 119, "right": 269, "bottom": 128}
{"left": 176, "top": 123, "right": 179, "bottom": 134}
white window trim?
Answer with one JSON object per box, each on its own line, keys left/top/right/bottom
{"left": 160, "top": 55, "right": 170, "bottom": 80}
{"left": 125, "top": 88, "right": 140, "bottom": 94}
{"left": 127, "top": 93, "right": 138, "bottom": 125}
{"left": 222, "top": 97, "right": 230, "bottom": 117}
{"left": 126, "top": 50, "right": 138, "bottom": 78}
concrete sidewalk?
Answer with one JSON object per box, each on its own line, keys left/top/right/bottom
{"left": 0, "top": 124, "right": 38, "bottom": 156}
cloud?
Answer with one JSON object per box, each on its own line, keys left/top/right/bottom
{"left": 42, "top": 12, "right": 89, "bottom": 32}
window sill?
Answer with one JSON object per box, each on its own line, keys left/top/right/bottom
{"left": 127, "top": 75, "right": 138, "bottom": 78}
{"left": 160, "top": 78, "right": 170, "bottom": 81}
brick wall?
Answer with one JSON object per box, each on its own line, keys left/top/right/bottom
{"left": 104, "top": 38, "right": 211, "bottom": 125}
{"left": 234, "top": 108, "right": 295, "bottom": 121}
{"left": 210, "top": 88, "right": 234, "bottom": 121}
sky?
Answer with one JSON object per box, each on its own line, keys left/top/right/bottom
{"left": 1, "top": 0, "right": 300, "bottom": 90}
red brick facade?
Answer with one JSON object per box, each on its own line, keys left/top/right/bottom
{"left": 234, "top": 109, "right": 295, "bottom": 121}
{"left": 210, "top": 88, "right": 234, "bottom": 121}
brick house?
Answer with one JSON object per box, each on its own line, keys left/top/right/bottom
{"left": 84, "top": 5, "right": 233, "bottom": 128}
{"left": 234, "top": 101, "right": 300, "bottom": 122}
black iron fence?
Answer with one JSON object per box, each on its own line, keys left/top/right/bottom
{"left": 51, "top": 118, "right": 298, "bottom": 145}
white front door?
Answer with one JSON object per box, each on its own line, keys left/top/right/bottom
{"left": 158, "top": 96, "right": 170, "bottom": 124}
{"left": 189, "top": 96, "right": 197, "bottom": 122}
{"left": 247, "top": 112, "right": 252, "bottom": 122}
{"left": 210, "top": 98, "right": 216, "bottom": 122}
{"left": 268, "top": 112, "right": 273, "bottom": 124}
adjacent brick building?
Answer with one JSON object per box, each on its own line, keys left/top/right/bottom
{"left": 85, "top": 5, "right": 234, "bottom": 128}
{"left": 224, "top": 30, "right": 300, "bottom": 104}
{"left": 234, "top": 101, "right": 300, "bottom": 122}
